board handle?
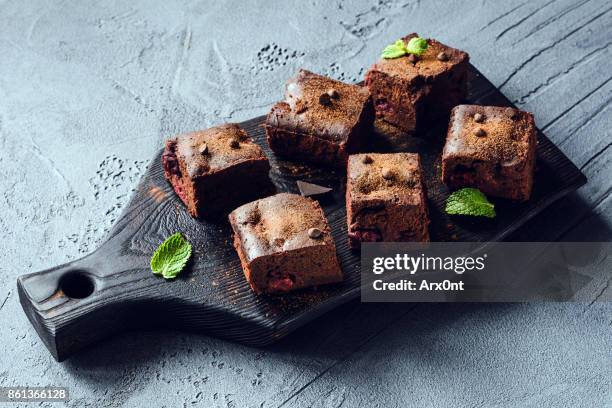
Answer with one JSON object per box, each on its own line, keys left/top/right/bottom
{"left": 17, "top": 245, "right": 155, "bottom": 361}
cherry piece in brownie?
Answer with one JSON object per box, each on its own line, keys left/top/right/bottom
{"left": 264, "top": 69, "right": 374, "bottom": 167}
{"left": 441, "top": 105, "right": 537, "bottom": 201}
{"left": 365, "top": 33, "right": 469, "bottom": 133}
{"left": 346, "top": 153, "right": 430, "bottom": 249}
{"left": 229, "top": 193, "right": 343, "bottom": 294}
{"left": 162, "top": 124, "right": 274, "bottom": 218}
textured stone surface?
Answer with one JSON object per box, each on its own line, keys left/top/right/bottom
{"left": 0, "top": 0, "right": 610, "bottom": 407}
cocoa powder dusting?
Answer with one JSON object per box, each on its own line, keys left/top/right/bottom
{"left": 350, "top": 153, "right": 423, "bottom": 203}
{"left": 444, "top": 105, "right": 534, "bottom": 164}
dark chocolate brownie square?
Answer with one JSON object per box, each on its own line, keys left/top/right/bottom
{"left": 346, "top": 153, "right": 430, "bottom": 249}
{"left": 229, "top": 193, "right": 343, "bottom": 294}
{"left": 162, "top": 123, "right": 275, "bottom": 218}
{"left": 365, "top": 33, "right": 469, "bottom": 133}
{"left": 441, "top": 105, "right": 537, "bottom": 201}
{"left": 264, "top": 69, "right": 374, "bottom": 167}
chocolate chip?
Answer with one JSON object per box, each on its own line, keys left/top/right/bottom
{"left": 473, "top": 113, "right": 484, "bottom": 123}
{"left": 474, "top": 128, "right": 486, "bottom": 137}
{"left": 362, "top": 155, "right": 373, "bottom": 164}
{"left": 246, "top": 209, "right": 261, "bottom": 225}
{"left": 229, "top": 139, "right": 240, "bottom": 149}
{"left": 381, "top": 168, "right": 394, "bottom": 180}
{"left": 319, "top": 93, "right": 332, "bottom": 106}
{"left": 327, "top": 89, "right": 339, "bottom": 99}
{"left": 295, "top": 99, "right": 308, "bottom": 114}
{"left": 406, "top": 177, "right": 417, "bottom": 188}
{"left": 437, "top": 52, "right": 449, "bottom": 61}
{"left": 308, "top": 227, "right": 323, "bottom": 239}
{"left": 198, "top": 143, "right": 209, "bottom": 155}
{"left": 407, "top": 54, "right": 418, "bottom": 64}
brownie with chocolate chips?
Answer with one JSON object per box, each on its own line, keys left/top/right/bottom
{"left": 442, "top": 105, "right": 537, "bottom": 201}
{"left": 264, "top": 69, "right": 374, "bottom": 167}
{"left": 229, "top": 193, "right": 343, "bottom": 294}
{"left": 365, "top": 33, "right": 469, "bottom": 133}
{"left": 162, "top": 123, "right": 275, "bottom": 218}
{"left": 346, "top": 153, "right": 430, "bottom": 249}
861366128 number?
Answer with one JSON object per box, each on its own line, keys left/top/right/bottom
{"left": 0, "top": 387, "right": 69, "bottom": 402}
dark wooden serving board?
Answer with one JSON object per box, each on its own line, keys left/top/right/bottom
{"left": 18, "top": 65, "right": 586, "bottom": 361}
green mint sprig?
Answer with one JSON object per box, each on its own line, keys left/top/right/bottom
{"left": 381, "top": 36, "right": 429, "bottom": 59}
{"left": 405, "top": 37, "right": 428, "bottom": 55}
{"left": 445, "top": 188, "right": 496, "bottom": 218}
{"left": 381, "top": 39, "right": 408, "bottom": 59}
{"left": 150, "top": 233, "right": 192, "bottom": 279}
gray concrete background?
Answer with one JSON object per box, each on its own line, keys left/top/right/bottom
{"left": 1, "top": 0, "right": 611, "bottom": 407}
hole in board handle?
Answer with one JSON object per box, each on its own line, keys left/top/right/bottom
{"left": 59, "top": 271, "right": 95, "bottom": 299}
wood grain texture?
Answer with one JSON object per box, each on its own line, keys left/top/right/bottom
{"left": 17, "top": 65, "right": 585, "bottom": 361}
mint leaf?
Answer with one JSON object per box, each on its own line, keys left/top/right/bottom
{"left": 381, "top": 37, "right": 429, "bottom": 59}
{"left": 150, "top": 233, "right": 192, "bottom": 279}
{"left": 445, "top": 188, "right": 496, "bottom": 218}
{"left": 381, "top": 39, "right": 408, "bottom": 59}
{"left": 405, "top": 37, "right": 428, "bottom": 56}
